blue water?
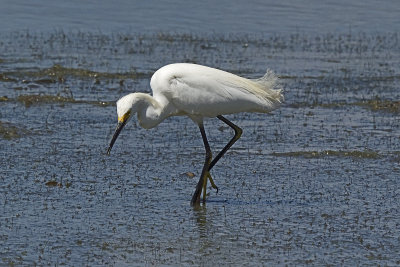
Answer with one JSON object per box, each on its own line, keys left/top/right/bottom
{"left": 2, "top": 0, "right": 399, "bottom": 34}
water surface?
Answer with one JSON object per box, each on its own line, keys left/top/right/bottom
{"left": 1, "top": 0, "right": 400, "bottom": 34}
{"left": 1, "top": 1, "right": 400, "bottom": 266}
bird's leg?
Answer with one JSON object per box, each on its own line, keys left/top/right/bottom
{"left": 208, "top": 115, "right": 243, "bottom": 175}
{"left": 192, "top": 116, "right": 241, "bottom": 205}
{"left": 202, "top": 173, "right": 208, "bottom": 201}
{"left": 191, "top": 123, "right": 212, "bottom": 206}
{"left": 202, "top": 172, "right": 218, "bottom": 201}
{"left": 207, "top": 172, "right": 218, "bottom": 191}
{"left": 200, "top": 115, "right": 242, "bottom": 197}
{"left": 208, "top": 115, "right": 242, "bottom": 171}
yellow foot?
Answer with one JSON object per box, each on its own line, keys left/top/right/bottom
{"left": 202, "top": 172, "right": 220, "bottom": 202}
{"left": 207, "top": 172, "right": 219, "bottom": 193}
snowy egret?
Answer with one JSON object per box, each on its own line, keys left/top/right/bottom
{"left": 107, "top": 63, "right": 283, "bottom": 206}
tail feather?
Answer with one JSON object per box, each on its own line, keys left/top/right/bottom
{"left": 251, "top": 69, "right": 284, "bottom": 109}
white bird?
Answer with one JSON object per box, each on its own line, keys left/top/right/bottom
{"left": 107, "top": 63, "right": 283, "bottom": 206}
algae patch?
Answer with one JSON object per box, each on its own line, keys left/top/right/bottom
{"left": 17, "top": 94, "right": 76, "bottom": 107}
{"left": 0, "top": 73, "right": 18, "bottom": 83}
{"left": 289, "top": 99, "right": 400, "bottom": 114}
{"left": 16, "top": 94, "right": 114, "bottom": 107}
{"left": 0, "top": 121, "right": 31, "bottom": 140}
{"left": 0, "top": 96, "right": 9, "bottom": 102}
{"left": 3, "top": 64, "right": 148, "bottom": 82}
{"left": 358, "top": 99, "right": 400, "bottom": 114}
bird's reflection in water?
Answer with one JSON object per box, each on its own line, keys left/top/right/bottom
{"left": 193, "top": 204, "right": 209, "bottom": 239}
{"left": 192, "top": 203, "right": 225, "bottom": 240}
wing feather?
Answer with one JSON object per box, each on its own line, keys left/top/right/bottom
{"left": 151, "top": 63, "right": 283, "bottom": 117}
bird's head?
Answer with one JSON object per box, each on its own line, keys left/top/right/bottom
{"left": 107, "top": 94, "right": 136, "bottom": 155}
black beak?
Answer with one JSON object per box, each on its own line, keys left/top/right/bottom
{"left": 107, "top": 120, "right": 128, "bottom": 155}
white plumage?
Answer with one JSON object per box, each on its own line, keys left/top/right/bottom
{"left": 150, "top": 63, "right": 283, "bottom": 117}
{"left": 107, "top": 63, "right": 284, "bottom": 205}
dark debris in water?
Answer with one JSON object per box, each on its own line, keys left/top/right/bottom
{"left": 45, "top": 181, "right": 62, "bottom": 187}
{"left": 181, "top": 172, "right": 196, "bottom": 178}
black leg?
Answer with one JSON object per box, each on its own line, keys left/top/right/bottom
{"left": 191, "top": 123, "right": 212, "bottom": 206}
{"left": 191, "top": 116, "right": 242, "bottom": 205}
{"left": 208, "top": 115, "right": 243, "bottom": 171}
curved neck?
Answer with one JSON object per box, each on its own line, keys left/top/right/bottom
{"left": 134, "top": 93, "right": 172, "bottom": 129}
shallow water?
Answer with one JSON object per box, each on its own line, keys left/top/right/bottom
{"left": 1, "top": 30, "right": 399, "bottom": 266}
{"left": 1, "top": 2, "right": 400, "bottom": 265}
{"left": 2, "top": 0, "right": 400, "bottom": 34}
